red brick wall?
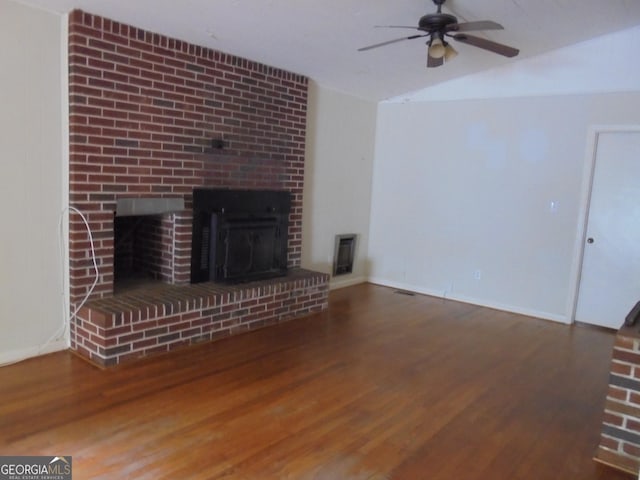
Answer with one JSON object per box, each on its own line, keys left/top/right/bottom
{"left": 68, "top": 10, "right": 308, "bottom": 303}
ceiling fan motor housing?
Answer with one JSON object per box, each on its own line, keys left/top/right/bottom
{"left": 418, "top": 13, "right": 457, "bottom": 32}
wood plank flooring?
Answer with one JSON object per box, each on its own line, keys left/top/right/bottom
{"left": 0, "top": 284, "right": 632, "bottom": 479}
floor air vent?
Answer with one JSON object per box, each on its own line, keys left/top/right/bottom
{"left": 394, "top": 290, "right": 416, "bottom": 296}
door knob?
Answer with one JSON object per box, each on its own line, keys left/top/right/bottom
{"left": 587, "top": 238, "right": 594, "bottom": 244}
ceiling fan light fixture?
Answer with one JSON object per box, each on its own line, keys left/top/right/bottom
{"left": 443, "top": 42, "right": 458, "bottom": 61}
{"left": 428, "top": 37, "right": 446, "bottom": 59}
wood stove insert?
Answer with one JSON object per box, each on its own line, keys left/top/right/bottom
{"left": 191, "top": 189, "right": 290, "bottom": 284}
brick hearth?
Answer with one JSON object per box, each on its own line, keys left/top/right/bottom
{"left": 76, "top": 269, "right": 328, "bottom": 367}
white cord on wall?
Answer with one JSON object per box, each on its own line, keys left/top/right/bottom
{"left": 65, "top": 205, "right": 100, "bottom": 322}
{"left": 0, "top": 206, "right": 99, "bottom": 368}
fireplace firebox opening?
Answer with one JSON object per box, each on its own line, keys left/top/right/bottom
{"left": 114, "top": 214, "right": 167, "bottom": 292}
{"left": 113, "top": 197, "right": 186, "bottom": 293}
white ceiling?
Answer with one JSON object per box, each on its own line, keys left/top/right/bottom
{"left": 16, "top": 0, "right": 640, "bottom": 101}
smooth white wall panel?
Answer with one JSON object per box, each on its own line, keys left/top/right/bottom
{"left": 303, "top": 83, "right": 376, "bottom": 288}
{"left": 0, "top": 0, "right": 66, "bottom": 363}
{"left": 370, "top": 93, "right": 640, "bottom": 321}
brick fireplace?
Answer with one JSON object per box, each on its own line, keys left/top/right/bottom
{"left": 68, "top": 10, "right": 328, "bottom": 366}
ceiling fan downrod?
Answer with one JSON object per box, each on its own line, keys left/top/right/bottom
{"left": 432, "top": 0, "right": 446, "bottom": 14}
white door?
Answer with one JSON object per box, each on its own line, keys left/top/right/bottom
{"left": 575, "top": 130, "right": 640, "bottom": 329}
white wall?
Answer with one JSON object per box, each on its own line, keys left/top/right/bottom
{"left": 0, "top": 0, "right": 67, "bottom": 364}
{"left": 369, "top": 27, "right": 640, "bottom": 322}
{"left": 369, "top": 92, "right": 640, "bottom": 322}
{"left": 303, "top": 83, "right": 377, "bottom": 289}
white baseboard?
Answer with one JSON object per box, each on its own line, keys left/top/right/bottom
{"left": 0, "top": 339, "right": 69, "bottom": 367}
{"left": 446, "top": 292, "right": 569, "bottom": 324}
{"left": 367, "top": 277, "right": 447, "bottom": 298}
{"left": 330, "top": 275, "right": 368, "bottom": 290}
{"left": 367, "top": 277, "right": 569, "bottom": 324}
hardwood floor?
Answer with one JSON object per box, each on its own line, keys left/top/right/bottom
{"left": 0, "top": 284, "right": 632, "bottom": 479}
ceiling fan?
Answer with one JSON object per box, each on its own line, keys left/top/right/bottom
{"left": 358, "top": 0, "right": 519, "bottom": 68}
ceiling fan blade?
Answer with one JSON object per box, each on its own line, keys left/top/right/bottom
{"left": 446, "top": 20, "right": 504, "bottom": 32}
{"left": 358, "top": 34, "right": 428, "bottom": 52}
{"left": 451, "top": 33, "right": 519, "bottom": 57}
{"left": 427, "top": 53, "right": 444, "bottom": 68}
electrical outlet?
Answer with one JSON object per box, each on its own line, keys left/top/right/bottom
{"left": 473, "top": 270, "right": 482, "bottom": 280}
